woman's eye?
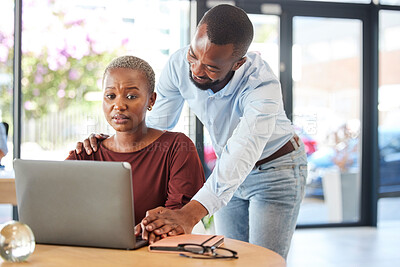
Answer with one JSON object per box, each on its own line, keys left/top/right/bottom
{"left": 127, "top": 95, "right": 137, "bottom": 100}
{"left": 105, "top": 94, "right": 115, "bottom": 99}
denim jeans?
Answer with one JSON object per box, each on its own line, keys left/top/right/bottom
{"left": 214, "top": 138, "right": 308, "bottom": 259}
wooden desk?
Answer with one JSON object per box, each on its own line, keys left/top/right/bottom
{"left": 0, "top": 178, "right": 17, "bottom": 206}
{"left": 0, "top": 239, "right": 285, "bottom": 266}
{"left": 0, "top": 170, "right": 18, "bottom": 220}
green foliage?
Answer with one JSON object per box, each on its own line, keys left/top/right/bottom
{"left": 201, "top": 215, "right": 214, "bottom": 230}
{"left": 21, "top": 51, "right": 117, "bottom": 120}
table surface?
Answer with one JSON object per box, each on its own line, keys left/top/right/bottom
{"left": 0, "top": 173, "right": 285, "bottom": 266}
{"left": 0, "top": 238, "right": 285, "bottom": 267}
{"left": 0, "top": 177, "right": 16, "bottom": 205}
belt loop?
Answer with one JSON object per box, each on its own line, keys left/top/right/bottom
{"left": 290, "top": 135, "right": 300, "bottom": 150}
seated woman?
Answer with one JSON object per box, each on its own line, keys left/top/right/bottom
{"left": 67, "top": 56, "right": 205, "bottom": 233}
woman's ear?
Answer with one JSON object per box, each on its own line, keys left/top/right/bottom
{"left": 232, "top": 57, "right": 247, "bottom": 71}
{"left": 148, "top": 92, "right": 157, "bottom": 107}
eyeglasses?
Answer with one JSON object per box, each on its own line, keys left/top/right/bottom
{"left": 177, "top": 243, "right": 238, "bottom": 259}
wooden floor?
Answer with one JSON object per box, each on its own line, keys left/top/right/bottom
{"left": 287, "top": 220, "right": 400, "bottom": 267}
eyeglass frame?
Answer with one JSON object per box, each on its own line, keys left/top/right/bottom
{"left": 177, "top": 243, "right": 238, "bottom": 259}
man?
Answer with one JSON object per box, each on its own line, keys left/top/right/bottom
{"left": 78, "top": 4, "right": 307, "bottom": 259}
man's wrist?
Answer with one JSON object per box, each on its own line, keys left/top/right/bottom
{"left": 181, "top": 200, "right": 209, "bottom": 227}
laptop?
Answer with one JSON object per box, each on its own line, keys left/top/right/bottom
{"left": 14, "top": 159, "right": 147, "bottom": 250}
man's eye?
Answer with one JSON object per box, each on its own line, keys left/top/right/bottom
{"left": 207, "top": 67, "right": 218, "bottom": 73}
{"left": 127, "top": 95, "right": 137, "bottom": 100}
{"left": 105, "top": 94, "right": 115, "bottom": 99}
{"left": 188, "top": 51, "right": 196, "bottom": 59}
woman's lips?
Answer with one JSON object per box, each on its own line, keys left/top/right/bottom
{"left": 112, "top": 114, "right": 129, "bottom": 123}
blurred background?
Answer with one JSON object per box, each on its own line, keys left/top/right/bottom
{"left": 1, "top": 0, "right": 399, "bottom": 229}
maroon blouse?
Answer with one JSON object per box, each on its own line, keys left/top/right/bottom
{"left": 66, "top": 131, "right": 205, "bottom": 223}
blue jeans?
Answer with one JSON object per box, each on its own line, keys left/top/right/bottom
{"left": 214, "top": 139, "right": 307, "bottom": 259}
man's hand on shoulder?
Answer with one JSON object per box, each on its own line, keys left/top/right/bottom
{"left": 75, "top": 133, "right": 109, "bottom": 155}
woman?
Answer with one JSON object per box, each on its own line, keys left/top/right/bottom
{"left": 67, "top": 56, "right": 205, "bottom": 231}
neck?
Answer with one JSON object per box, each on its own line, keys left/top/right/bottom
{"left": 110, "top": 126, "right": 152, "bottom": 153}
{"left": 210, "top": 71, "right": 234, "bottom": 93}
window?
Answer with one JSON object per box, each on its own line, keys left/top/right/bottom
{"left": 20, "top": 0, "right": 191, "bottom": 160}
{"left": 0, "top": 0, "right": 14, "bottom": 169}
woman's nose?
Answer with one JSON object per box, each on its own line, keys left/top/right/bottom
{"left": 113, "top": 98, "right": 127, "bottom": 110}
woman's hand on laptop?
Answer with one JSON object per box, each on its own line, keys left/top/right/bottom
{"left": 141, "top": 200, "right": 208, "bottom": 244}
{"left": 74, "top": 133, "right": 109, "bottom": 155}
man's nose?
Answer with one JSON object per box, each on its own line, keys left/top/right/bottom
{"left": 191, "top": 61, "right": 206, "bottom": 77}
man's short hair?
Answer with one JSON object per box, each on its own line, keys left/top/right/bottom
{"left": 103, "top": 56, "right": 155, "bottom": 93}
{"left": 199, "top": 4, "right": 254, "bottom": 58}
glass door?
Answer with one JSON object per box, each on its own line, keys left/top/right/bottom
{"left": 377, "top": 10, "right": 400, "bottom": 222}
{"left": 292, "top": 17, "right": 363, "bottom": 224}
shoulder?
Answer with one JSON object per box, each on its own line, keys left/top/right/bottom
{"left": 158, "top": 47, "right": 189, "bottom": 88}
{"left": 160, "top": 131, "right": 193, "bottom": 144}
{"left": 159, "top": 132, "right": 197, "bottom": 152}
{"left": 164, "top": 47, "right": 190, "bottom": 74}
{"left": 237, "top": 52, "right": 282, "bottom": 102}
{"left": 243, "top": 51, "right": 278, "bottom": 83}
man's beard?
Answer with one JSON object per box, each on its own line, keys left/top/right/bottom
{"left": 189, "top": 70, "right": 221, "bottom": 91}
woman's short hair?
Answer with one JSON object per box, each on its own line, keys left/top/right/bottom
{"left": 199, "top": 4, "right": 254, "bottom": 58}
{"left": 103, "top": 56, "right": 155, "bottom": 93}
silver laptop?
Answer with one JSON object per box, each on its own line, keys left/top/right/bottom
{"left": 14, "top": 159, "right": 147, "bottom": 250}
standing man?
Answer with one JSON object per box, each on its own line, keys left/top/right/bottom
{"left": 79, "top": 4, "right": 307, "bottom": 259}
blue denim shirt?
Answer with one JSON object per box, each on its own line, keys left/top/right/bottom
{"left": 146, "top": 46, "right": 294, "bottom": 215}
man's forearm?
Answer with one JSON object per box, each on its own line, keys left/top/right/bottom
{"left": 181, "top": 200, "right": 209, "bottom": 228}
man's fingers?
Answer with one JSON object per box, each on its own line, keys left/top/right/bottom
{"left": 89, "top": 134, "right": 99, "bottom": 152}
{"left": 75, "top": 142, "right": 83, "bottom": 154}
{"left": 153, "top": 224, "right": 178, "bottom": 235}
{"left": 83, "top": 138, "right": 93, "bottom": 155}
{"left": 142, "top": 207, "right": 166, "bottom": 225}
{"left": 144, "top": 218, "right": 174, "bottom": 232}
{"left": 168, "top": 225, "right": 185, "bottom": 236}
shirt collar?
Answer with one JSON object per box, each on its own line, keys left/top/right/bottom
{"left": 215, "top": 59, "right": 247, "bottom": 97}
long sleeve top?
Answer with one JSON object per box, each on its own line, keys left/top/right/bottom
{"left": 146, "top": 46, "right": 294, "bottom": 215}
{"left": 67, "top": 131, "right": 205, "bottom": 223}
